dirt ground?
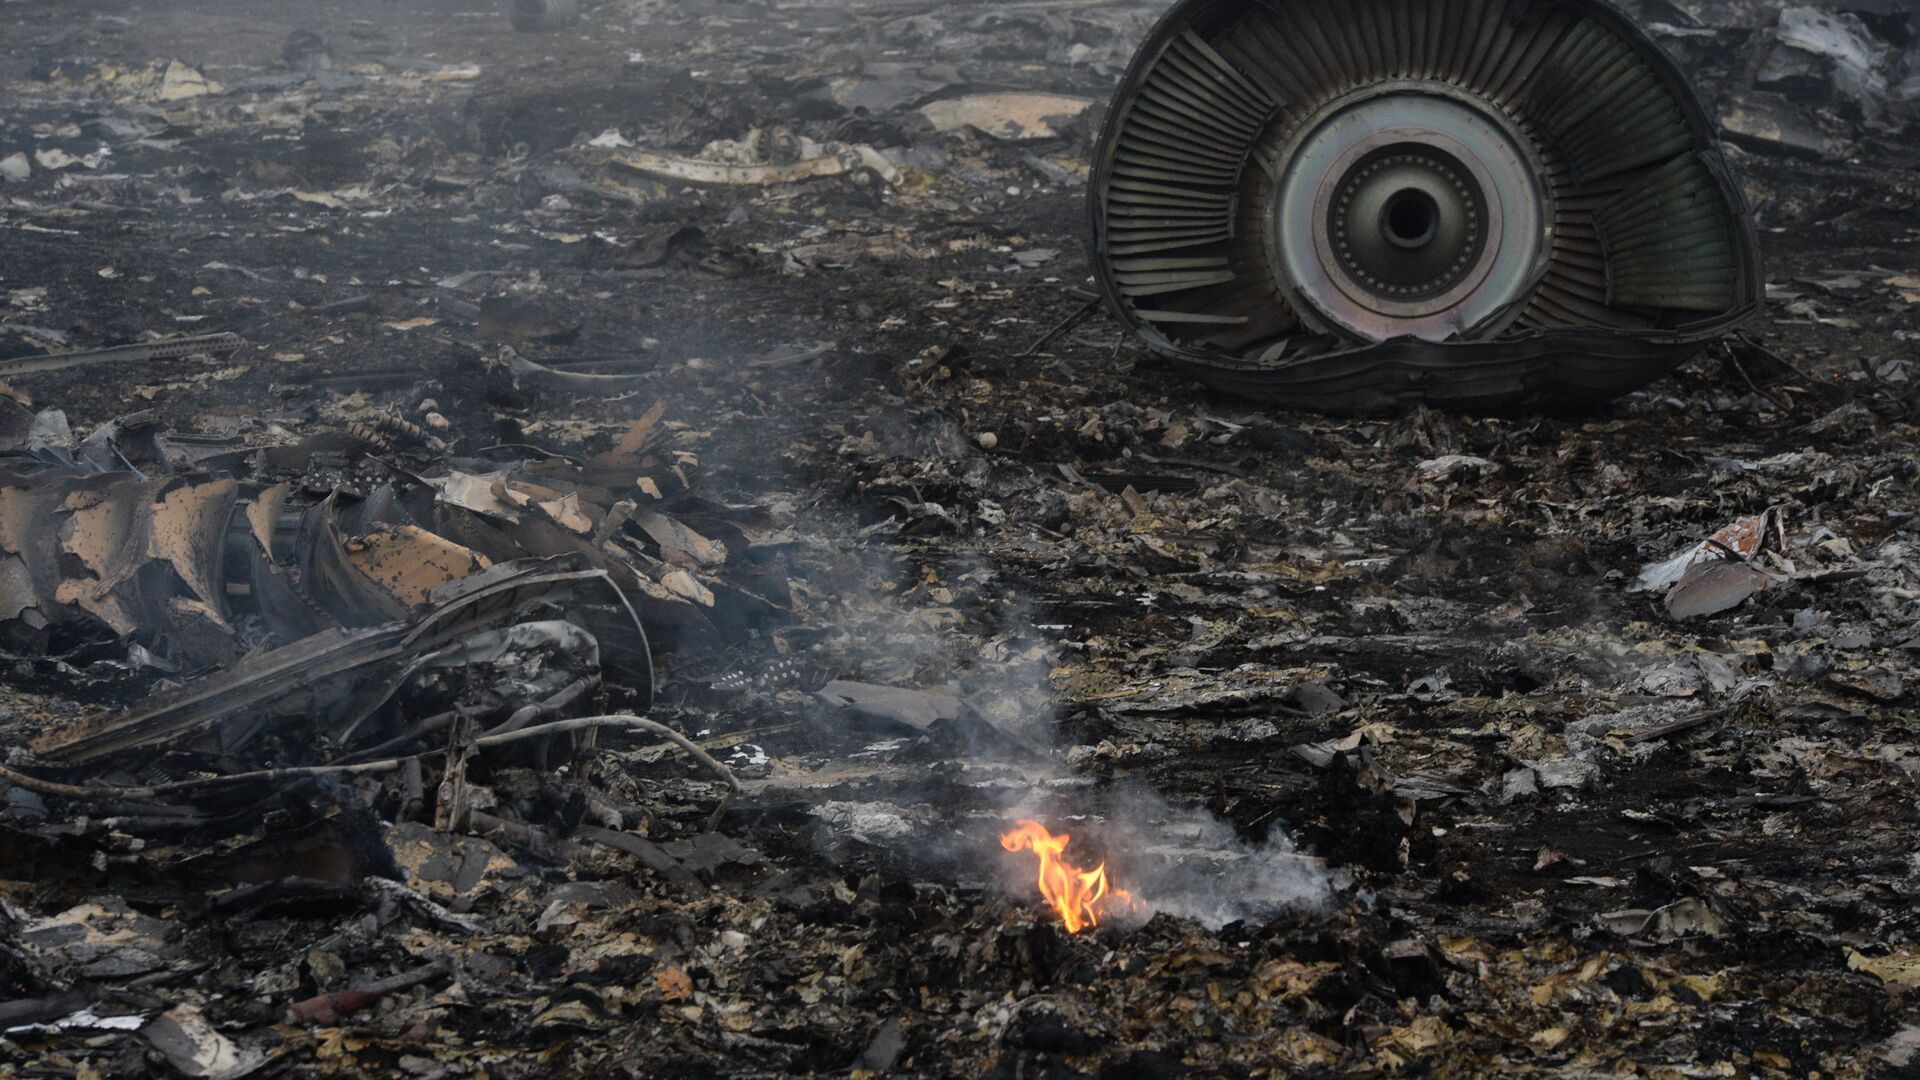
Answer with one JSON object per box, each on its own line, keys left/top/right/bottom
{"left": 3, "top": 0, "right": 1919, "bottom": 1076}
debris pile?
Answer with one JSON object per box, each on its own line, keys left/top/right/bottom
{"left": 1, "top": 390, "right": 782, "bottom": 717}
{"left": 1624, "top": 0, "right": 1920, "bottom": 157}
{"left": 1, "top": 0, "right": 1918, "bottom": 1075}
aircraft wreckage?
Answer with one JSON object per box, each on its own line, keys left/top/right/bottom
{"left": 1089, "top": 0, "right": 1764, "bottom": 412}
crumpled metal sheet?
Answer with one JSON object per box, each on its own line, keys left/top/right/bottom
{"left": 0, "top": 399, "right": 775, "bottom": 674}
{"left": 30, "top": 555, "right": 649, "bottom": 766}
{"left": 0, "top": 466, "right": 240, "bottom": 656}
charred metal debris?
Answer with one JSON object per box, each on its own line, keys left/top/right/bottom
{"left": 0, "top": 391, "right": 771, "bottom": 839}
{"left": 1091, "top": 0, "right": 1766, "bottom": 412}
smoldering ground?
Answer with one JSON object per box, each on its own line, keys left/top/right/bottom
{"left": 3, "top": 0, "right": 1918, "bottom": 1074}
{"left": 759, "top": 514, "right": 1341, "bottom": 929}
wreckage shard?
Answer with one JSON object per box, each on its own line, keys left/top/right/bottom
{"left": 1090, "top": 0, "right": 1764, "bottom": 412}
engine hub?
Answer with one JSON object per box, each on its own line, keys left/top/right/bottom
{"left": 1273, "top": 92, "right": 1548, "bottom": 340}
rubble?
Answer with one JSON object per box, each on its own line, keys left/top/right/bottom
{"left": 1627, "top": 0, "right": 1919, "bottom": 156}
{"left": 1, "top": 0, "right": 1917, "bottom": 1076}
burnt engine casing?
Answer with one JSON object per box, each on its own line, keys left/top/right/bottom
{"left": 1089, "top": 0, "right": 1762, "bottom": 413}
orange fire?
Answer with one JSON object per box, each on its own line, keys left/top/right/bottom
{"left": 1000, "top": 819, "right": 1136, "bottom": 933}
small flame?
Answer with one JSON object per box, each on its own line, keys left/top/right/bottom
{"left": 1000, "top": 819, "right": 1136, "bottom": 933}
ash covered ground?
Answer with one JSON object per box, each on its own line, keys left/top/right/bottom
{"left": 2, "top": 0, "right": 1919, "bottom": 1076}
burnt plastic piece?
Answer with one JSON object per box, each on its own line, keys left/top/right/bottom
{"left": 1089, "top": 0, "right": 1762, "bottom": 413}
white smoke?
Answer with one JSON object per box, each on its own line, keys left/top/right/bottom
{"left": 774, "top": 492, "right": 1338, "bottom": 929}
{"left": 992, "top": 781, "right": 1336, "bottom": 931}
{"left": 1097, "top": 783, "right": 1336, "bottom": 928}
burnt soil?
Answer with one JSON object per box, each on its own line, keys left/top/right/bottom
{"left": 3, "top": 0, "right": 1920, "bottom": 1077}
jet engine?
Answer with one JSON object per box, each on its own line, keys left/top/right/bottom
{"left": 1089, "top": 0, "right": 1762, "bottom": 412}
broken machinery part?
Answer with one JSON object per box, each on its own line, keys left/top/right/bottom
{"left": 1089, "top": 0, "right": 1763, "bottom": 413}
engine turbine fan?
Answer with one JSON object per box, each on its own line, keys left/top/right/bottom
{"left": 1089, "top": 0, "right": 1761, "bottom": 412}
